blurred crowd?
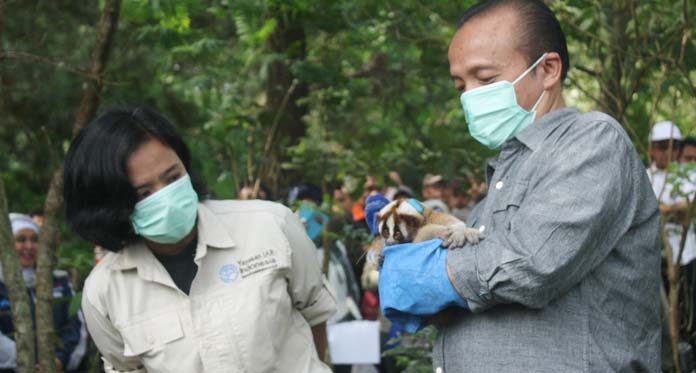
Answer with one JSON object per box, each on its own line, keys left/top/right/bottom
{"left": 648, "top": 120, "right": 696, "bottom": 369}
{"left": 240, "top": 172, "right": 487, "bottom": 372}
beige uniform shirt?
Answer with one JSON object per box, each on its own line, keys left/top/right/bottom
{"left": 82, "top": 200, "right": 336, "bottom": 372}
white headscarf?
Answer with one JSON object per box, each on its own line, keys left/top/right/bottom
{"left": 7, "top": 214, "right": 40, "bottom": 286}
{"left": 8, "top": 213, "right": 39, "bottom": 236}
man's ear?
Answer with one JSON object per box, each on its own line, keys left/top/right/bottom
{"left": 540, "top": 52, "right": 563, "bottom": 90}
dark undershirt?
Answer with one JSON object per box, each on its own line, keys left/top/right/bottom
{"left": 153, "top": 238, "right": 198, "bottom": 295}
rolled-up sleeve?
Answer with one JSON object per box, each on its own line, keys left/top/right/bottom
{"left": 282, "top": 211, "right": 336, "bottom": 325}
{"left": 82, "top": 289, "right": 145, "bottom": 373}
{"left": 449, "top": 121, "right": 638, "bottom": 311}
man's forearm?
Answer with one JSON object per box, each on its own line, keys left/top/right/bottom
{"left": 447, "top": 263, "right": 464, "bottom": 298}
{"left": 311, "top": 322, "right": 328, "bottom": 363}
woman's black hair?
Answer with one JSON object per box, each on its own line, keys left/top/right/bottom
{"left": 64, "top": 106, "right": 208, "bottom": 252}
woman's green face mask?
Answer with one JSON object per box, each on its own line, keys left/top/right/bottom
{"left": 130, "top": 174, "right": 198, "bottom": 244}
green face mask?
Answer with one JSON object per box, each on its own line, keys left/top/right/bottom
{"left": 460, "top": 53, "right": 548, "bottom": 149}
{"left": 131, "top": 174, "right": 199, "bottom": 244}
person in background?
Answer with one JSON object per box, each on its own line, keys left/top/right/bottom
{"left": 289, "top": 183, "right": 362, "bottom": 373}
{"left": 64, "top": 106, "right": 335, "bottom": 372}
{"left": 288, "top": 183, "right": 361, "bottom": 324}
{"left": 648, "top": 121, "right": 696, "bottom": 265}
{"left": 383, "top": 172, "right": 415, "bottom": 201}
{"left": 28, "top": 209, "right": 44, "bottom": 228}
{"left": 332, "top": 186, "right": 355, "bottom": 223}
{"left": 331, "top": 184, "right": 371, "bottom": 289}
{"left": 446, "top": 179, "right": 472, "bottom": 222}
{"left": 421, "top": 174, "right": 449, "bottom": 213}
{"left": 237, "top": 181, "right": 272, "bottom": 200}
{"left": 680, "top": 137, "right": 696, "bottom": 164}
{"left": 0, "top": 213, "right": 81, "bottom": 372}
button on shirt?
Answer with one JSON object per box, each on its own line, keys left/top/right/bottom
{"left": 82, "top": 200, "right": 336, "bottom": 372}
{"left": 439, "top": 108, "right": 661, "bottom": 372}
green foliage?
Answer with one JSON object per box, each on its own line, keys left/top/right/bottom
{"left": 382, "top": 326, "right": 438, "bottom": 372}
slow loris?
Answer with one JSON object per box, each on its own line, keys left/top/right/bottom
{"left": 368, "top": 198, "right": 482, "bottom": 263}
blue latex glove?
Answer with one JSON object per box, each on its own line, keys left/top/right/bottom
{"left": 378, "top": 239, "right": 469, "bottom": 333}
{"left": 365, "top": 194, "right": 389, "bottom": 237}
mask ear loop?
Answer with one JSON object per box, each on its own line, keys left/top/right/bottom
{"left": 531, "top": 90, "right": 546, "bottom": 111}
{"left": 512, "top": 52, "right": 549, "bottom": 85}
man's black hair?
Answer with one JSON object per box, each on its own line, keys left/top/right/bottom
{"left": 288, "top": 183, "right": 323, "bottom": 205}
{"left": 29, "top": 208, "right": 43, "bottom": 218}
{"left": 64, "top": 106, "right": 208, "bottom": 252}
{"left": 683, "top": 137, "right": 696, "bottom": 149}
{"left": 458, "top": 0, "right": 570, "bottom": 81}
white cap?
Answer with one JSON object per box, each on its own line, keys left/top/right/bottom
{"left": 650, "top": 121, "right": 683, "bottom": 142}
{"left": 9, "top": 213, "right": 39, "bottom": 236}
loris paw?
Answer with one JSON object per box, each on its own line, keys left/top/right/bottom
{"left": 367, "top": 250, "right": 385, "bottom": 267}
{"left": 441, "top": 223, "right": 483, "bottom": 248}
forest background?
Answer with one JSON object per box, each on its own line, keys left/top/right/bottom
{"left": 0, "top": 0, "right": 695, "bottom": 371}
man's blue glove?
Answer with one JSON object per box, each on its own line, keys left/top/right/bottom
{"left": 379, "top": 239, "right": 469, "bottom": 333}
{"left": 365, "top": 194, "right": 389, "bottom": 237}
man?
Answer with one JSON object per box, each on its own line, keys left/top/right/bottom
{"left": 647, "top": 122, "right": 696, "bottom": 265}
{"left": 680, "top": 136, "right": 696, "bottom": 164}
{"left": 382, "top": 0, "right": 660, "bottom": 371}
{"left": 422, "top": 174, "right": 450, "bottom": 213}
{"left": 650, "top": 121, "right": 682, "bottom": 174}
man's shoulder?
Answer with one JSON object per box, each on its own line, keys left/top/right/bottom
{"left": 580, "top": 110, "right": 628, "bottom": 135}
{"left": 552, "top": 110, "right": 633, "bottom": 152}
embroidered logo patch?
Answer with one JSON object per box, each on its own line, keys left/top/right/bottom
{"left": 219, "top": 264, "right": 240, "bottom": 284}
{"left": 238, "top": 249, "right": 278, "bottom": 278}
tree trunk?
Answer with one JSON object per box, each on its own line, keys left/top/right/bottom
{"left": 0, "top": 180, "right": 36, "bottom": 373}
{"left": 0, "top": 1, "right": 37, "bottom": 370}
{"left": 599, "top": 1, "right": 629, "bottom": 124}
{"left": 263, "top": 7, "right": 308, "bottom": 189}
{"left": 34, "top": 1, "right": 122, "bottom": 371}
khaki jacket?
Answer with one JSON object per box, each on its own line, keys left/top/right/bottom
{"left": 82, "top": 200, "right": 336, "bottom": 372}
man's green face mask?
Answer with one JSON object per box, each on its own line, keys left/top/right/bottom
{"left": 460, "top": 53, "right": 548, "bottom": 149}
{"left": 130, "top": 174, "right": 199, "bottom": 244}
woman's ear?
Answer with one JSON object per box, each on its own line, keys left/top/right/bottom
{"left": 541, "top": 52, "right": 563, "bottom": 90}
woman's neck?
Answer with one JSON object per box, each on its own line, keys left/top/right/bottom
{"left": 146, "top": 228, "right": 197, "bottom": 256}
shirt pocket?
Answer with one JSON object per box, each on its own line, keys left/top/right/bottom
{"left": 119, "top": 310, "right": 184, "bottom": 358}
{"left": 491, "top": 180, "right": 529, "bottom": 230}
{"left": 202, "top": 245, "right": 294, "bottom": 372}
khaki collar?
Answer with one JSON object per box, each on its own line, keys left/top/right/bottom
{"left": 111, "top": 202, "right": 236, "bottom": 272}
{"left": 194, "top": 202, "right": 235, "bottom": 262}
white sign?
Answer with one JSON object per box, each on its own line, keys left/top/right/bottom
{"left": 327, "top": 321, "right": 381, "bottom": 364}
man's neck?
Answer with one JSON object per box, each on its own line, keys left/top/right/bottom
{"left": 536, "top": 87, "right": 566, "bottom": 119}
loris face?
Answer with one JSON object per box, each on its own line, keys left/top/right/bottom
{"left": 377, "top": 199, "right": 425, "bottom": 245}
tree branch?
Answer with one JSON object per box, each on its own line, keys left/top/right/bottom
{"left": 252, "top": 79, "right": 298, "bottom": 198}
{"left": 0, "top": 178, "right": 36, "bottom": 373}
{"left": 35, "top": 1, "right": 122, "bottom": 372}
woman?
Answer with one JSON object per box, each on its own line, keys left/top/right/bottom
{"left": 64, "top": 107, "right": 335, "bottom": 372}
{"left": 0, "top": 213, "right": 81, "bottom": 372}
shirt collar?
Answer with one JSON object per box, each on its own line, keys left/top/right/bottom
{"left": 111, "top": 202, "right": 236, "bottom": 271}
{"left": 514, "top": 107, "right": 581, "bottom": 152}
{"left": 196, "top": 202, "right": 236, "bottom": 250}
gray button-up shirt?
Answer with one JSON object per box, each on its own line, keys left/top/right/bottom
{"left": 436, "top": 107, "right": 661, "bottom": 372}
